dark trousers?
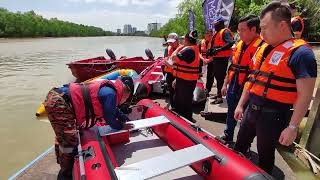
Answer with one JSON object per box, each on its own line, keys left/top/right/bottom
{"left": 165, "top": 72, "right": 175, "bottom": 108}
{"left": 206, "top": 61, "right": 215, "bottom": 93}
{"left": 213, "top": 58, "right": 229, "bottom": 97}
{"left": 224, "top": 88, "right": 242, "bottom": 140}
{"left": 234, "top": 103, "right": 290, "bottom": 174}
{"left": 174, "top": 78, "right": 197, "bottom": 120}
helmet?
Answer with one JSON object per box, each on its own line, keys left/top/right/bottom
{"left": 120, "top": 76, "right": 134, "bottom": 102}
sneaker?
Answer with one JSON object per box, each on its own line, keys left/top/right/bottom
{"left": 200, "top": 111, "right": 213, "bottom": 117}
{"left": 209, "top": 95, "right": 220, "bottom": 100}
{"left": 218, "top": 134, "right": 233, "bottom": 142}
{"left": 210, "top": 98, "right": 223, "bottom": 104}
{"left": 215, "top": 134, "right": 232, "bottom": 145}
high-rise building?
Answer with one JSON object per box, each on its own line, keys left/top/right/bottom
{"left": 147, "top": 23, "right": 161, "bottom": 34}
{"left": 117, "top": 29, "right": 121, "bottom": 34}
{"left": 132, "top": 27, "right": 137, "bottom": 33}
{"left": 123, "top": 24, "right": 133, "bottom": 34}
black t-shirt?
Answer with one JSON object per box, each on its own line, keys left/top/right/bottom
{"left": 176, "top": 47, "right": 196, "bottom": 64}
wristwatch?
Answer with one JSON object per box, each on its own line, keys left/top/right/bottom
{"left": 288, "top": 124, "right": 298, "bottom": 131}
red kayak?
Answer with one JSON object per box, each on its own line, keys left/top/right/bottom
{"left": 73, "top": 99, "right": 273, "bottom": 180}
{"left": 133, "top": 59, "right": 206, "bottom": 104}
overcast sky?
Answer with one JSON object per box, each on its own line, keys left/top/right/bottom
{"left": 0, "top": 0, "right": 183, "bottom": 32}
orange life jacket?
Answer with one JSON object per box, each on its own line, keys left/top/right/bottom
{"left": 291, "top": 16, "right": 304, "bottom": 36}
{"left": 164, "top": 44, "right": 181, "bottom": 73}
{"left": 69, "top": 79, "right": 123, "bottom": 128}
{"left": 227, "top": 37, "right": 263, "bottom": 87}
{"left": 173, "top": 45, "right": 200, "bottom": 81}
{"left": 245, "top": 39, "right": 309, "bottom": 105}
{"left": 200, "top": 38, "right": 212, "bottom": 58}
{"left": 212, "top": 28, "right": 234, "bottom": 57}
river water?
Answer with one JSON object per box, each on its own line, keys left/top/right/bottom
{"left": 0, "top": 36, "right": 164, "bottom": 178}
{"left": 0, "top": 37, "right": 319, "bottom": 179}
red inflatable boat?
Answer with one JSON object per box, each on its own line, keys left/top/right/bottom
{"left": 133, "top": 60, "right": 207, "bottom": 104}
{"left": 67, "top": 56, "right": 159, "bottom": 81}
{"left": 73, "top": 99, "right": 272, "bottom": 180}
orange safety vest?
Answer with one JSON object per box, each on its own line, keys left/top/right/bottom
{"left": 199, "top": 38, "right": 212, "bottom": 58}
{"left": 173, "top": 45, "right": 200, "bottom": 81}
{"left": 291, "top": 16, "right": 304, "bottom": 36}
{"left": 227, "top": 37, "right": 263, "bottom": 86}
{"left": 245, "top": 39, "right": 309, "bottom": 105}
{"left": 212, "top": 28, "right": 234, "bottom": 57}
{"left": 164, "top": 44, "right": 182, "bottom": 73}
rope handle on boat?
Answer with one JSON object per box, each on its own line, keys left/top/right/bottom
{"left": 77, "top": 130, "right": 86, "bottom": 179}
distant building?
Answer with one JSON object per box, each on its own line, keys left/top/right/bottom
{"left": 117, "top": 29, "right": 121, "bottom": 34}
{"left": 123, "top": 24, "right": 133, "bottom": 34}
{"left": 132, "top": 27, "right": 137, "bottom": 33}
{"left": 147, "top": 23, "right": 161, "bottom": 34}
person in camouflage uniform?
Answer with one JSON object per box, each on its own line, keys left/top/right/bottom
{"left": 43, "top": 77, "right": 133, "bottom": 179}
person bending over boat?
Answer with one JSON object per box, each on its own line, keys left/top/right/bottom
{"left": 43, "top": 76, "right": 134, "bottom": 179}
{"left": 165, "top": 30, "right": 200, "bottom": 121}
{"left": 234, "top": 2, "right": 316, "bottom": 174}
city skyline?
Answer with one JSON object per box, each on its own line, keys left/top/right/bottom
{"left": 0, "top": 0, "right": 183, "bottom": 32}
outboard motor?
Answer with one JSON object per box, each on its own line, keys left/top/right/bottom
{"left": 145, "top": 49, "right": 154, "bottom": 60}
{"left": 106, "top": 48, "right": 117, "bottom": 60}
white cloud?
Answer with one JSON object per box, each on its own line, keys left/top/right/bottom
{"left": 66, "top": 0, "right": 161, "bottom": 6}
{"left": 37, "top": 9, "right": 170, "bottom": 32}
{"left": 35, "top": 0, "right": 183, "bottom": 31}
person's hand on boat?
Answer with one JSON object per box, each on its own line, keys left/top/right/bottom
{"left": 278, "top": 126, "right": 298, "bottom": 146}
{"left": 234, "top": 105, "right": 243, "bottom": 121}
{"left": 123, "top": 123, "right": 134, "bottom": 130}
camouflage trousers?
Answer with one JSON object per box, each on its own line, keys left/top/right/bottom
{"left": 43, "top": 88, "right": 78, "bottom": 174}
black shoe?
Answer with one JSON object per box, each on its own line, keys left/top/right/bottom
{"left": 210, "top": 98, "right": 223, "bottom": 104}
{"left": 58, "top": 169, "right": 72, "bottom": 180}
{"left": 210, "top": 95, "right": 220, "bottom": 100}
{"left": 217, "top": 134, "right": 233, "bottom": 142}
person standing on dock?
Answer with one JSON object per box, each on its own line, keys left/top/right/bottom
{"left": 233, "top": 2, "right": 317, "bottom": 174}
{"left": 43, "top": 76, "right": 134, "bottom": 179}
{"left": 199, "top": 29, "right": 215, "bottom": 93}
{"left": 289, "top": 2, "right": 304, "bottom": 39}
{"left": 206, "top": 16, "right": 234, "bottom": 104}
{"left": 218, "top": 14, "right": 263, "bottom": 142}
{"left": 165, "top": 30, "right": 200, "bottom": 122}
{"left": 163, "top": 32, "right": 182, "bottom": 110}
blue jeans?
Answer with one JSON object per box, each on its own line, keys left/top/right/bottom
{"left": 224, "top": 79, "right": 242, "bottom": 140}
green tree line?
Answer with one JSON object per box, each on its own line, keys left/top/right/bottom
{"left": 0, "top": 8, "right": 114, "bottom": 38}
{"left": 151, "top": 0, "right": 320, "bottom": 41}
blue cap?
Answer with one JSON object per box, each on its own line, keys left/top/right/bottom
{"left": 212, "top": 16, "right": 224, "bottom": 24}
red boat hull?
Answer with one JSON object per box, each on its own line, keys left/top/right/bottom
{"left": 73, "top": 99, "right": 272, "bottom": 180}
{"left": 138, "top": 99, "right": 270, "bottom": 179}
{"left": 67, "top": 56, "right": 159, "bottom": 81}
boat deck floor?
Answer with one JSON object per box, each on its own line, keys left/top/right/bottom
{"left": 15, "top": 129, "right": 203, "bottom": 180}
{"left": 112, "top": 130, "right": 203, "bottom": 180}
